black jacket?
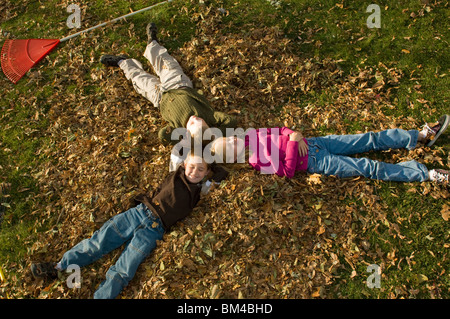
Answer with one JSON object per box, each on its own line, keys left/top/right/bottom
{"left": 135, "top": 165, "right": 228, "bottom": 230}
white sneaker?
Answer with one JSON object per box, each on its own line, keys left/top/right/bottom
{"left": 421, "top": 114, "right": 450, "bottom": 147}
{"left": 429, "top": 169, "right": 449, "bottom": 184}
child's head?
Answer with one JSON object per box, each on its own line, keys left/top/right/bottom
{"left": 210, "top": 136, "right": 246, "bottom": 163}
{"left": 183, "top": 150, "right": 210, "bottom": 183}
{"left": 186, "top": 115, "right": 209, "bottom": 140}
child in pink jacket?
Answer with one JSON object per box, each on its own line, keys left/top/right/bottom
{"left": 210, "top": 115, "right": 449, "bottom": 184}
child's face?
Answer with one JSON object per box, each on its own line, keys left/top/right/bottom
{"left": 184, "top": 155, "right": 210, "bottom": 183}
{"left": 186, "top": 115, "right": 209, "bottom": 138}
{"left": 213, "top": 136, "right": 245, "bottom": 163}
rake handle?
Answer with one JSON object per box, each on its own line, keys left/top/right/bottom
{"left": 60, "top": 0, "right": 173, "bottom": 42}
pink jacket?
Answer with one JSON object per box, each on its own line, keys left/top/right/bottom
{"left": 245, "top": 127, "right": 308, "bottom": 178}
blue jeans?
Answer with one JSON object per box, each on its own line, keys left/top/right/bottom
{"left": 59, "top": 203, "right": 165, "bottom": 299}
{"left": 306, "top": 129, "right": 429, "bottom": 182}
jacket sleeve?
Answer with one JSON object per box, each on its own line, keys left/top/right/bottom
{"left": 213, "top": 112, "right": 237, "bottom": 135}
{"left": 209, "top": 164, "right": 229, "bottom": 182}
{"left": 159, "top": 125, "right": 185, "bottom": 145}
{"left": 159, "top": 125, "right": 174, "bottom": 144}
{"left": 280, "top": 140, "right": 299, "bottom": 178}
{"left": 200, "top": 165, "right": 229, "bottom": 195}
{"left": 280, "top": 126, "right": 295, "bottom": 136}
{"left": 277, "top": 127, "right": 299, "bottom": 178}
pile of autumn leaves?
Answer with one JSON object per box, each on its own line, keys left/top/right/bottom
{"left": 10, "top": 6, "right": 447, "bottom": 298}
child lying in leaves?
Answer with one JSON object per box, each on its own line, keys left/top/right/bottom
{"left": 210, "top": 114, "right": 450, "bottom": 184}
{"left": 30, "top": 150, "right": 228, "bottom": 299}
{"left": 100, "top": 22, "right": 236, "bottom": 145}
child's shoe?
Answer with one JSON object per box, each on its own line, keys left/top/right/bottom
{"left": 100, "top": 54, "right": 129, "bottom": 67}
{"left": 421, "top": 114, "right": 449, "bottom": 147}
{"left": 146, "top": 22, "right": 158, "bottom": 43}
{"left": 31, "top": 262, "right": 59, "bottom": 280}
{"left": 429, "top": 169, "right": 449, "bottom": 185}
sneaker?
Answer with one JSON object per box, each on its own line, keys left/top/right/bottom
{"left": 421, "top": 114, "right": 450, "bottom": 147}
{"left": 146, "top": 22, "right": 158, "bottom": 43}
{"left": 31, "top": 262, "right": 58, "bottom": 280}
{"left": 429, "top": 169, "right": 449, "bottom": 185}
{"left": 100, "top": 54, "right": 129, "bottom": 67}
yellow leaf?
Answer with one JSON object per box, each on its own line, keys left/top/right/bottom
{"left": 417, "top": 274, "right": 428, "bottom": 283}
{"left": 311, "top": 287, "right": 322, "bottom": 298}
{"left": 401, "top": 49, "right": 410, "bottom": 54}
{"left": 441, "top": 204, "right": 449, "bottom": 221}
{"left": 307, "top": 173, "right": 322, "bottom": 185}
{"left": 317, "top": 225, "right": 325, "bottom": 235}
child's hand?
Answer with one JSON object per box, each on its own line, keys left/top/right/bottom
{"left": 290, "top": 131, "right": 308, "bottom": 157}
{"left": 298, "top": 139, "right": 309, "bottom": 157}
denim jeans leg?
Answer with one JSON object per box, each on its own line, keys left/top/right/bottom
{"left": 311, "top": 152, "right": 428, "bottom": 182}
{"left": 306, "top": 130, "right": 428, "bottom": 182}
{"left": 93, "top": 207, "right": 165, "bottom": 299}
{"left": 316, "top": 129, "right": 419, "bottom": 155}
{"left": 59, "top": 204, "right": 148, "bottom": 271}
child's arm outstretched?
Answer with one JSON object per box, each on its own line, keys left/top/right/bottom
{"left": 201, "top": 165, "right": 229, "bottom": 195}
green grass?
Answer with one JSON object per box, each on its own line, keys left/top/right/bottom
{"left": 0, "top": 0, "right": 196, "bottom": 270}
{"left": 0, "top": 89, "right": 49, "bottom": 265}
{"left": 216, "top": 0, "right": 449, "bottom": 298}
{"left": 331, "top": 183, "right": 449, "bottom": 298}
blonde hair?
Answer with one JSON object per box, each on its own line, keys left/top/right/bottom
{"left": 210, "top": 137, "right": 250, "bottom": 168}
{"left": 184, "top": 146, "right": 212, "bottom": 169}
{"left": 210, "top": 137, "right": 226, "bottom": 163}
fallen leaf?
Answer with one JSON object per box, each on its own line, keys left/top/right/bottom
{"left": 441, "top": 204, "right": 449, "bottom": 221}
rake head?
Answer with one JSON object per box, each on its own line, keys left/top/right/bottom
{"left": 1, "top": 39, "right": 60, "bottom": 84}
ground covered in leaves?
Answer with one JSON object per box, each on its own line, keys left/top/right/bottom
{"left": 1, "top": 2, "right": 449, "bottom": 299}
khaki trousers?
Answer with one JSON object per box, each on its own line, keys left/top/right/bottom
{"left": 118, "top": 40, "right": 193, "bottom": 107}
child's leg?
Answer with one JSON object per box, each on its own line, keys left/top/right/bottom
{"left": 143, "top": 40, "right": 192, "bottom": 92}
{"left": 307, "top": 147, "right": 429, "bottom": 182}
{"left": 313, "top": 129, "right": 419, "bottom": 156}
{"left": 58, "top": 204, "right": 151, "bottom": 271}
{"left": 118, "top": 58, "right": 162, "bottom": 107}
{"left": 93, "top": 215, "right": 164, "bottom": 299}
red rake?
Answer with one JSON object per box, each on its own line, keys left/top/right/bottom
{"left": 1, "top": 0, "right": 172, "bottom": 84}
{"left": 1, "top": 39, "right": 60, "bottom": 83}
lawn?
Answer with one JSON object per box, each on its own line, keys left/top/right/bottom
{"left": 0, "top": 0, "right": 448, "bottom": 299}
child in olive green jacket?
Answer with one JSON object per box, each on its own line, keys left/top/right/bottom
{"left": 101, "top": 23, "right": 236, "bottom": 144}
